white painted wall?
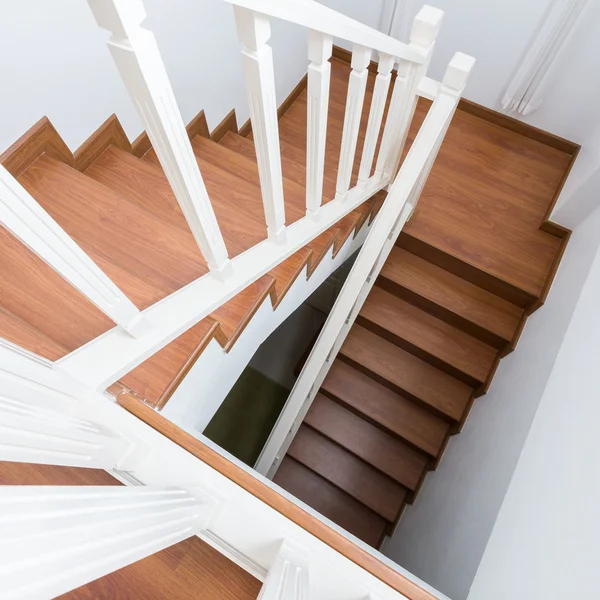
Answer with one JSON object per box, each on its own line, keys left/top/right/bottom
{"left": 0, "top": 0, "right": 307, "bottom": 153}
{"left": 467, "top": 209, "right": 600, "bottom": 600}
{"left": 381, "top": 199, "right": 600, "bottom": 598}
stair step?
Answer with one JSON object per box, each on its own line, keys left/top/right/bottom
{"left": 379, "top": 247, "right": 523, "bottom": 348}
{"left": 288, "top": 424, "right": 407, "bottom": 522}
{"left": 304, "top": 394, "right": 428, "bottom": 490}
{"left": 340, "top": 325, "right": 472, "bottom": 422}
{"left": 321, "top": 360, "right": 448, "bottom": 457}
{"left": 19, "top": 154, "right": 208, "bottom": 298}
{"left": 359, "top": 286, "right": 497, "bottom": 386}
{"left": 273, "top": 456, "right": 387, "bottom": 547}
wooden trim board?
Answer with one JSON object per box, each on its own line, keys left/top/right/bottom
{"left": 116, "top": 391, "right": 437, "bottom": 600}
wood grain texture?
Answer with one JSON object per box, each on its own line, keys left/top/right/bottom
{"left": 115, "top": 393, "right": 437, "bottom": 600}
{"left": 0, "top": 462, "right": 121, "bottom": 486}
{"left": 341, "top": 325, "right": 473, "bottom": 422}
{"left": 288, "top": 424, "right": 408, "bottom": 522}
{"left": 321, "top": 360, "right": 448, "bottom": 458}
{"left": 210, "top": 109, "right": 239, "bottom": 142}
{"left": 273, "top": 457, "right": 387, "bottom": 547}
{"left": 305, "top": 394, "right": 428, "bottom": 490}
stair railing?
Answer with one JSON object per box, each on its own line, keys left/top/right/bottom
{"left": 255, "top": 52, "right": 475, "bottom": 478}
{"left": 0, "top": 335, "right": 443, "bottom": 600}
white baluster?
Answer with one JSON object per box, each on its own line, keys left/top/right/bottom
{"left": 357, "top": 52, "right": 395, "bottom": 185}
{"left": 0, "top": 397, "right": 132, "bottom": 469}
{"left": 87, "top": 0, "right": 232, "bottom": 277}
{"left": 375, "top": 5, "right": 443, "bottom": 180}
{"left": 0, "top": 166, "right": 150, "bottom": 337}
{"left": 306, "top": 30, "right": 333, "bottom": 218}
{"left": 0, "top": 486, "right": 213, "bottom": 600}
{"left": 259, "top": 541, "right": 309, "bottom": 600}
{"left": 234, "top": 7, "right": 287, "bottom": 243}
{"left": 335, "top": 44, "right": 372, "bottom": 200}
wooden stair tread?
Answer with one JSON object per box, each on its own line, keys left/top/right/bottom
{"left": 379, "top": 246, "right": 523, "bottom": 347}
{"left": 304, "top": 393, "right": 428, "bottom": 490}
{"left": 340, "top": 324, "right": 472, "bottom": 421}
{"left": 273, "top": 456, "right": 387, "bottom": 547}
{"left": 359, "top": 286, "right": 497, "bottom": 384}
{"left": 288, "top": 424, "right": 407, "bottom": 522}
{"left": 321, "top": 360, "right": 448, "bottom": 457}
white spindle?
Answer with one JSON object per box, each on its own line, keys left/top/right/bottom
{"left": 259, "top": 542, "right": 309, "bottom": 600}
{"left": 87, "top": 0, "right": 231, "bottom": 277}
{"left": 0, "top": 166, "right": 149, "bottom": 337}
{"left": 357, "top": 52, "right": 395, "bottom": 185}
{"left": 306, "top": 30, "right": 333, "bottom": 218}
{"left": 234, "top": 7, "right": 287, "bottom": 243}
{"left": 0, "top": 486, "right": 211, "bottom": 600}
{"left": 335, "top": 44, "right": 372, "bottom": 199}
{"left": 0, "top": 397, "right": 131, "bottom": 469}
{"left": 376, "top": 5, "right": 443, "bottom": 180}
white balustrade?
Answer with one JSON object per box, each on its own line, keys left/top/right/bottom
{"left": 234, "top": 7, "right": 287, "bottom": 243}
{"left": 0, "top": 486, "right": 211, "bottom": 600}
{"left": 335, "top": 44, "right": 372, "bottom": 199}
{"left": 306, "top": 29, "right": 333, "bottom": 218}
{"left": 357, "top": 52, "right": 395, "bottom": 185}
{"left": 376, "top": 6, "right": 444, "bottom": 180}
{"left": 87, "top": 0, "right": 232, "bottom": 277}
{"left": 259, "top": 542, "right": 309, "bottom": 600}
{"left": 0, "top": 165, "right": 149, "bottom": 337}
{"left": 257, "top": 52, "right": 475, "bottom": 478}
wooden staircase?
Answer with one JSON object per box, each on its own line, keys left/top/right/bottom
{"left": 272, "top": 76, "right": 575, "bottom": 547}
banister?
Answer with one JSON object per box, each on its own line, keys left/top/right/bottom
{"left": 222, "top": 0, "right": 428, "bottom": 63}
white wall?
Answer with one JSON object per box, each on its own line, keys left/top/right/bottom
{"left": 467, "top": 210, "right": 600, "bottom": 600}
{"left": 0, "top": 0, "right": 308, "bottom": 153}
{"left": 382, "top": 202, "right": 600, "bottom": 599}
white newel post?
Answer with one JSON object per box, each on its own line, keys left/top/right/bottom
{"left": 376, "top": 5, "right": 443, "bottom": 180}
{"left": 357, "top": 52, "right": 395, "bottom": 185}
{"left": 0, "top": 486, "right": 212, "bottom": 600}
{"left": 306, "top": 30, "right": 333, "bottom": 218}
{"left": 335, "top": 44, "right": 372, "bottom": 199}
{"left": 234, "top": 7, "right": 287, "bottom": 243}
{"left": 87, "top": 0, "right": 231, "bottom": 277}
{"left": 259, "top": 542, "right": 309, "bottom": 600}
{"left": 0, "top": 166, "right": 149, "bottom": 337}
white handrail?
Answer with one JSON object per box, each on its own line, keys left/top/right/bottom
{"left": 255, "top": 52, "right": 476, "bottom": 478}
{"left": 223, "top": 0, "right": 427, "bottom": 63}
{"left": 0, "top": 167, "right": 150, "bottom": 337}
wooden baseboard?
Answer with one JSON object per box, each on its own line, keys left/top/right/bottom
{"left": 211, "top": 109, "right": 239, "bottom": 142}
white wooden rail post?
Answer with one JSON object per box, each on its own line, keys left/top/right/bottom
{"left": 234, "top": 7, "right": 287, "bottom": 243}
{"left": 376, "top": 5, "right": 443, "bottom": 180}
{"left": 335, "top": 44, "right": 373, "bottom": 200}
{"left": 256, "top": 51, "right": 474, "bottom": 478}
{"left": 259, "top": 541, "right": 309, "bottom": 600}
{"left": 0, "top": 166, "right": 150, "bottom": 337}
{"left": 306, "top": 30, "right": 333, "bottom": 218}
{"left": 357, "top": 52, "right": 395, "bottom": 185}
{"left": 0, "top": 486, "right": 212, "bottom": 600}
{"left": 87, "top": 0, "right": 232, "bottom": 278}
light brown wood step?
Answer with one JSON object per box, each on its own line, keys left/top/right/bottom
{"left": 340, "top": 324, "right": 473, "bottom": 422}
{"left": 288, "top": 424, "right": 407, "bottom": 522}
{"left": 358, "top": 286, "right": 498, "bottom": 386}
{"left": 321, "top": 360, "right": 449, "bottom": 457}
{"left": 304, "top": 394, "right": 428, "bottom": 490}
{"left": 378, "top": 246, "right": 524, "bottom": 349}
{"left": 273, "top": 456, "right": 387, "bottom": 547}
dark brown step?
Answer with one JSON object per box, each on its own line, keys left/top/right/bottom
{"left": 288, "top": 424, "right": 407, "bottom": 522}
{"left": 358, "top": 286, "right": 497, "bottom": 386}
{"left": 273, "top": 456, "right": 387, "bottom": 547}
{"left": 304, "top": 394, "right": 428, "bottom": 490}
{"left": 321, "top": 360, "right": 448, "bottom": 457}
{"left": 378, "top": 246, "right": 523, "bottom": 349}
{"left": 340, "top": 324, "right": 472, "bottom": 422}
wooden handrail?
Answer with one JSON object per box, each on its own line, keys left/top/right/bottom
{"left": 116, "top": 391, "right": 437, "bottom": 600}
{"left": 222, "top": 0, "right": 427, "bottom": 63}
